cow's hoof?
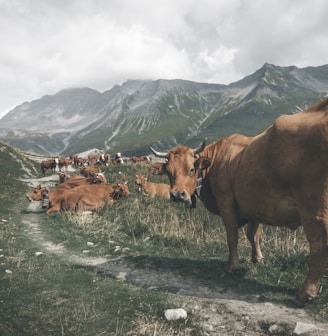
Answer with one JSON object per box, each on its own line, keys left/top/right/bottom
{"left": 296, "top": 293, "right": 318, "bottom": 305}
{"left": 224, "top": 267, "right": 246, "bottom": 277}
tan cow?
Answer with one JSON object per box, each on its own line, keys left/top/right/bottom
{"left": 150, "top": 97, "right": 328, "bottom": 304}
{"left": 135, "top": 174, "right": 170, "bottom": 199}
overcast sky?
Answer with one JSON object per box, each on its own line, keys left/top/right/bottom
{"left": 1, "top": 0, "right": 328, "bottom": 118}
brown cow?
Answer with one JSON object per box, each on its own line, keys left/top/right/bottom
{"left": 135, "top": 174, "right": 170, "bottom": 199}
{"left": 42, "top": 181, "right": 130, "bottom": 214}
{"left": 27, "top": 184, "right": 46, "bottom": 201}
{"left": 58, "top": 172, "right": 72, "bottom": 183}
{"left": 150, "top": 97, "right": 328, "bottom": 304}
{"left": 41, "top": 159, "right": 56, "bottom": 175}
{"left": 149, "top": 162, "right": 166, "bottom": 175}
{"left": 58, "top": 158, "right": 72, "bottom": 171}
{"left": 57, "top": 173, "right": 106, "bottom": 190}
{"left": 80, "top": 165, "right": 101, "bottom": 178}
{"left": 72, "top": 156, "right": 87, "bottom": 167}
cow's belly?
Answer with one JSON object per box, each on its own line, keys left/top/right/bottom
{"left": 241, "top": 196, "right": 301, "bottom": 229}
{"left": 255, "top": 196, "right": 301, "bottom": 229}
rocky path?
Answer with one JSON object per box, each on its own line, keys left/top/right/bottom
{"left": 22, "top": 176, "right": 328, "bottom": 335}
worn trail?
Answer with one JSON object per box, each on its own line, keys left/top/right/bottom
{"left": 22, "top": 175, "right": 328, "bottom": 336}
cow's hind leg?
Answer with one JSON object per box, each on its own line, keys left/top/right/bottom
{"left": 297, "top": 215, "right": 328, "bottom": 303}
{"left": 246, "top": 221, "right": 263, "bottom": 263}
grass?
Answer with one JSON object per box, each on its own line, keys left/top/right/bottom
{"left": 0, "top": 141, "right": 327, "bottom": 335}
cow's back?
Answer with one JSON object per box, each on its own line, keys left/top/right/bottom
{"left": 231, "top": 103, "right": 328, "bottom": 226}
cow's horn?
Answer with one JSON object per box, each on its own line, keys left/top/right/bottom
{"left": 193, "top": 139, "right": 207, "bottom": 154}
{"left": 149, "top": 146, "right": 168, "bottom": 158}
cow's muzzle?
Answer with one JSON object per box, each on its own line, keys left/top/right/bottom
{"left": 170, "top": 190, "right": 185, "bottom": 202}
{"left": 170, "top": 190, "right": 192, "bottom": 207}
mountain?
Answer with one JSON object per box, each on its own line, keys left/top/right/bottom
{"left": 1, "top": 63, "right": 327, "bottom": 156}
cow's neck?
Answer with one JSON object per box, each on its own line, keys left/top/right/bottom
{"left": 195, "top": 169, "right": 203, "bottom": 197}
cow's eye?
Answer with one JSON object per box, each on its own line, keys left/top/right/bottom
{"left": 189, "top": 167, "right": 196, "bottom": 175}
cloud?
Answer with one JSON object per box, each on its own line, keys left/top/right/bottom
{"left": 0, "top": 0, "right": 328, "bottom": 118}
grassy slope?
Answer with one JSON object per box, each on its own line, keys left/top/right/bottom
{"left": 0, "top": 142, "right": 327, "bottom": 335}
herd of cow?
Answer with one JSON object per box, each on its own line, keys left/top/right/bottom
{"left": 28, "top": 152, "right": 168, "bottom": 214}
{"left": 40, "top": 152, "right": 152, "bottom": 175}
{"left": 27, "top": 98, "right": 328, "bottom": 305}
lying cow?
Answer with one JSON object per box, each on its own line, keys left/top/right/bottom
{"left": 27, "top": 184, "right": 46, "bottom": 202}
{"left": 41, "top": 182, "right": 130, "bottom": 214}
{"left": 135, "top": 174, "right": 170, "bottom": 199}
{"left": 150, "top": 97, "right": 328, "bottom": 304}
{"left": 80, "top": 165, "right": 102, "bottom": 178}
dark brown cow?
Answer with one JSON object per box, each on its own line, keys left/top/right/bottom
{"left": 135, "top": 174, "right": 170, "bottom": 199}
{"left": 151, "top": 97, "right": 328, "bottom": 304}
{"left": 41, "top": 159, "right": 56, "bottom": 175}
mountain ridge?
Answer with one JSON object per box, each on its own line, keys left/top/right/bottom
{"left": 1, "top": 63, "right": 327, "bottom": 155}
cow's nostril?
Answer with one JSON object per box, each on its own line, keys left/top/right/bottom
{"left": 170, "top": 190, "right": 186, "bottom": 202}
{"left": 170, "top": 191, "right": 178, "bottom": 201}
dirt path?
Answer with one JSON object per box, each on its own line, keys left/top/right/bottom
{"left": 22, "top": 175, "right": 328, "bottom": 335}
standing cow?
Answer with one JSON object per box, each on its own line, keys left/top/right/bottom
{"left": 151, "top": 97, "right": 328, "bottom": 304}
{"left": 41, "top": 159, "right": 56, "bottom": 175}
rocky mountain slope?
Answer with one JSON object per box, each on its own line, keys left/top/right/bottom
{"left": 1, "top": 63, "right": 328, "bottom": 155}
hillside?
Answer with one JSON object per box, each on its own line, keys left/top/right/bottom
{"left": 0, "top": 63, "right": 327, "bottom": 155}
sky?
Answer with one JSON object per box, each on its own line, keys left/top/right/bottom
{"left": 1, "top": 0, "right": 328, "bottom": 119}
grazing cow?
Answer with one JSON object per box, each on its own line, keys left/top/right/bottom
{"left": 58, "top": 158, "right": 72, "bottom": 171}
{"left": 149, "top": 162, "right": 166, "bottom": 175}
{"left": 150, "top": 97, "right": 328, "bottom": 304}
{"left": 41, "top": 159, "right": 56, "bottom": 175}
{"left": 135, "top": 174, "right": 170, "bottom": 199}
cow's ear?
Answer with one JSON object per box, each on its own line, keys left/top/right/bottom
{"left": 195, "top": 156, "right": 211, "bottom": 170}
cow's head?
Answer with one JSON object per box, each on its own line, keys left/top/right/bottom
{"left": 27, "top": 184, "right": 43, "bottom": 202}
{"left": 150, "top": 140, "right": 210, "bottom": 207}
{"left": 112, "top": 181, "right": 131, "bottom": 199}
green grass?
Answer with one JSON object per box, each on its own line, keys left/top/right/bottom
{"left": 1, "top": 141, "right": 327, "bottom": 335}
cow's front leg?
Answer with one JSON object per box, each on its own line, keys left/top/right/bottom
{"left": 246, "top": 221, "right": 263, "bottom": 263}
